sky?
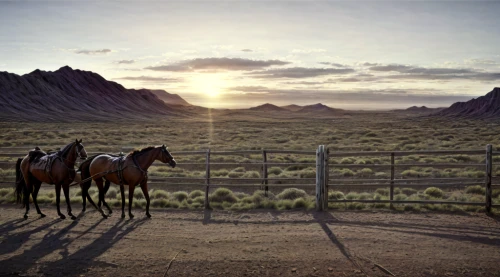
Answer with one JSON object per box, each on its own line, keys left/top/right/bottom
{"left": 1, "top": 0, "right": 500, "bottom": 109}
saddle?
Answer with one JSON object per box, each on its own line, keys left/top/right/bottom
{"left": 28, "top": 146, "right": 47, "bottom": 163}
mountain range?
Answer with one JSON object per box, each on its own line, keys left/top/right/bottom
{"left": 0, "top": 66, "right": 191, "bottom": 121}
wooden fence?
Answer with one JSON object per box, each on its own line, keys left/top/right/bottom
{"left": 0, "top": 145, "right": 499, "bottom": 212}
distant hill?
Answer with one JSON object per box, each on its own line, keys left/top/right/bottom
{"left": 281, "top": 104, "right": 303, "bottom": 112}
{"left": 392, "top": 106, "right": 445, "bottom": 113}
{"left": 0, "top": 66, "right": 192, "bottom": 121}
{"left": 296, "top": 103, "right": 344, "bottom": 115}
{"left": 150, "top": 89, "right": 191, "bottom": 106}
{"left": 436, "top": 87, "right": 500, "bottom": 119}
{"left": 249, "top": 103, "right": 288, "bottom": 112}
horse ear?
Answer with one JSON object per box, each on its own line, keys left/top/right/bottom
{"left": 79, "top": 139, "right": 83, "bottom": 143}
{"left": 162, "top": 144, "right": 166, "bottom": 148}
{"left": 75, "top": 139, "right": 78, "bottom": 143}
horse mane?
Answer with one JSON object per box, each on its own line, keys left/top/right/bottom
{"left": 58, "top": 142, "right": 76, "bottom": 158}
{"left": 129, "top": 146, "right": 156, "bottom": 157}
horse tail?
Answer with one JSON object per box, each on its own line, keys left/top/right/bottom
{"left": 15, "top": 158, "right": 27, "bottom": 206}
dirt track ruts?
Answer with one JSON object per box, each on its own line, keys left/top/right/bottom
{"left": 1, "top": 205, "right": 500, "bottom": 277}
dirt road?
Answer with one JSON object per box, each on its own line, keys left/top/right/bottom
{"left": 1, "top": 205, "right": 499, "bottom": 277}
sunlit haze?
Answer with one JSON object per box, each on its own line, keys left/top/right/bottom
{"left": 1, "top": 1, "right": 499, "bottom": 109}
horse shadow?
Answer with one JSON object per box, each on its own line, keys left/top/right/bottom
{"left": 0, "top": 218, "right": 97, "bottom": 275}
{"left": 37, "top": 218, "right": 148, "bottom": 277}
{"left": 0, "top": 218, "right": 61, "bottom": 257}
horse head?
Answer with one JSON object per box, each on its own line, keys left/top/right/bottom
{"left": 75, "top": 139, "right": 88, "bottom": 160}
{"left": 160, "top": 144, "right": 176, "bottom": 168}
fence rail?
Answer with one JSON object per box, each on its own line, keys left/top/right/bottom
{"left": 0, "top": 145, "right": 498, "bottom": 212}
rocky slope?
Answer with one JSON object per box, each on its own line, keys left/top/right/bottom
{"left": 0, "top": 66, "right": 191, "bottom": 121}
{"left": 436, "top": 87, "right": 500, "bottom": 119}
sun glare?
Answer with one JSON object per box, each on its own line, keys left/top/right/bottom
{"left": 191, "top": 74, "right": 225, "bottom": 98}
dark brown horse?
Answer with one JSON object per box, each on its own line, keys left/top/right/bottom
{"left": 15, "top": 139, "right": 88, "bottom": 220}
{"left": 89, "top": 145, "right": 176, "bottom": 219}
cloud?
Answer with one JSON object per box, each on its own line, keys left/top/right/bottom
{"left": 365, "top": 63, "right": 500, "bottom": 82}
{"left": 246, "top": 67, "right": 355, "bottom": 79}
{"left": 145, "top": 57, "right": 290, "bottom": 72}
{"left": 224, "top": 86, "right": 475, "bottom": 108}
{"left": 319, "top": 62, "right": 348, "bottom": 68}
{"left": 114, "top": 76, "right": 181, "bottom": 83}
{"left": 360, "top": 62, "right": 379, "bottom": 66}
{"left": 291, "top": 49, "right": 326, "bottom": 54}
{"left": 241, "top": 49, "right": 253, "bottom": 52}
{"left": 369, "top": 64, "right": 474, "bottom": 74}
{"left": 464, "top": 58, "right": 499, "bottom": 66}
{"left": 228, "top": 86, "right": 269, "bottom": 93}
{"left": 75, "top": 49, "right": 112, "bottom": 55}
{"left": 117, "top": 60, "right": 135, "bottom": 64}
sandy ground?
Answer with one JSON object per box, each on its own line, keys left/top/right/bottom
{"left": 1, "top": 205, "right": 500, "bottom": 277}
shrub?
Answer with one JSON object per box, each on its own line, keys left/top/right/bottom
{"left": 394, "top": 193, "right": 408, "bottom": 201}
{"left": 268, "top": 167, "right": 282, "bottom": 175}
{"left": 107, "top": 187, "right": 118, "bottom": 199}
{"left": 424, "top": 187, "right": 444, "bottom": 198}
{"left": 345, "top": 192, "right": 359, "bottom": 200}
{"left": 276, "top": 188, "right": 308, "bottom": 200}
{"left": 152, "top": 190, "right": 169, "bottom": 199}
{"left": 340, "top": 169, "right": 355, "bottom": 177}
{"left": 276, "top": 199, "right": 294, "bottom": 210}
{"left": 228, "top": 172, "right": 244, "bottom": 178}
{"left": 292, "top": 198, "right": 308, "bottom": 209}
{"left": 188, "top": 190, "right": 204, "bottom": 199}
{"left": 328, "top": 191, "right": 345, "bottom": 200}
{"left": 151, "top": 199, "right": 168, "bottom": 208}
{"left": 242, "top": 171, "right": 260, "bottom": 178}
{"left": 212, "top": 169, "right": 229, "bottom": 177}
{"left": 375, "top": 188, "right": 389, "bottom": 196}
{"left": 210, "top": 188, "right": 238, "bottom": 203}
{"left": 133, "top": 189, "right": 144, "bottom": 199}
{"left": 0, "top": 188, "right": 12, "bottom": 197}
{"left": 299, "top": 169, "right": 316, "bottom": 178}
{"left": 358, "top": 192, "right": 372, "bottom": 200}
{"left": 358, "top": 168, "right": 373, "bottom": 176}
{"left": 171, "top": 191, "right": 188, "bottom": 202}
{"left": 465, "top": 185, "right": 485, "bottom": 195}
{"left": 340, "top": 157, "right": 356, "bottom": 164}
{"left": 232, "top": 167, "right": 246, "bottom": 172}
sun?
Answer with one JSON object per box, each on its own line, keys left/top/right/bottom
{"left": 190, "top": 74, "right": 225, "bottom": 98}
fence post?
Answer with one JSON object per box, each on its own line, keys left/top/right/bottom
{"left": 323, "top": 147, "right": 329, "bottom": 211}
{"left": 390, "top": 152, "right": 395, "bottom": 209}
{"left": 316, "top": 145, "right": 325, "bottom": 211}
{"left": 262, "top": 150, "right": 268, "bottom": 196}
{"left": 485, "top": 144, "right": 492, "bottom": 213}
{"left": 204, "top": 149, "right": 211, "bottom": 209}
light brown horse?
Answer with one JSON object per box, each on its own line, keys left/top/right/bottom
{"left": 15, "top": 139, "right": 88, "bottom": 220}
{"left": 89, "top": 145, "right": 176, "bottom": 219}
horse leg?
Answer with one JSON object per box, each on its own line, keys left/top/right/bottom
{"left": 23, "top": 182, "right": 32, "bottom": 220}
{"left": 94, "top": 178, "right": 108, "bottom": 219}
{"left": 82, "top": 182, "right": 98, "bottom": 212}
{"left": 128, "top": 185, "right": 135, "bottom": 219}
{"left": 102, "top": 180, "right": 113, "bottom": 215}
{"left": 55, "top": 183, "right": 65, "bottom": 219}
{"left": 63, "top": 184, "right": 76, "bottom": 220}
{"left": 81, "top": 183, "right": 87, "bottom": 212}
{"left": 32, "top": 181, "right": 45, "bottom": 218}
{"left": 140, "top": 182, "right": 151, "bottom": 218}
{"left": 120, "top": 185, "right": 126, "bottom": 218}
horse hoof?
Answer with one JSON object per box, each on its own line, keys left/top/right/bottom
{"left": 59, "top": 214, "right": 66, "bottom": 220}
{"left": 70, "top": 215, "right": 77, "bottom": 220}
{"left": 40, "top": 213, "right": 46, "bottom": 218}
{"left": 129, "top": 214, "right": 134, "bottom": 219}
{"left": 81, "top": 209, "right": 86, "bottom": 213}
{"left": 102, "top": 214, "right": 108, "bottom": 219}
{"left": 121, "top": 213, "right": 125, "bottom": 219}
{"left": 146, "top": 213, "right": 151, "bottom": 218}
{"left": 23, "top": 214, "right": 28, "bottom": 220}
